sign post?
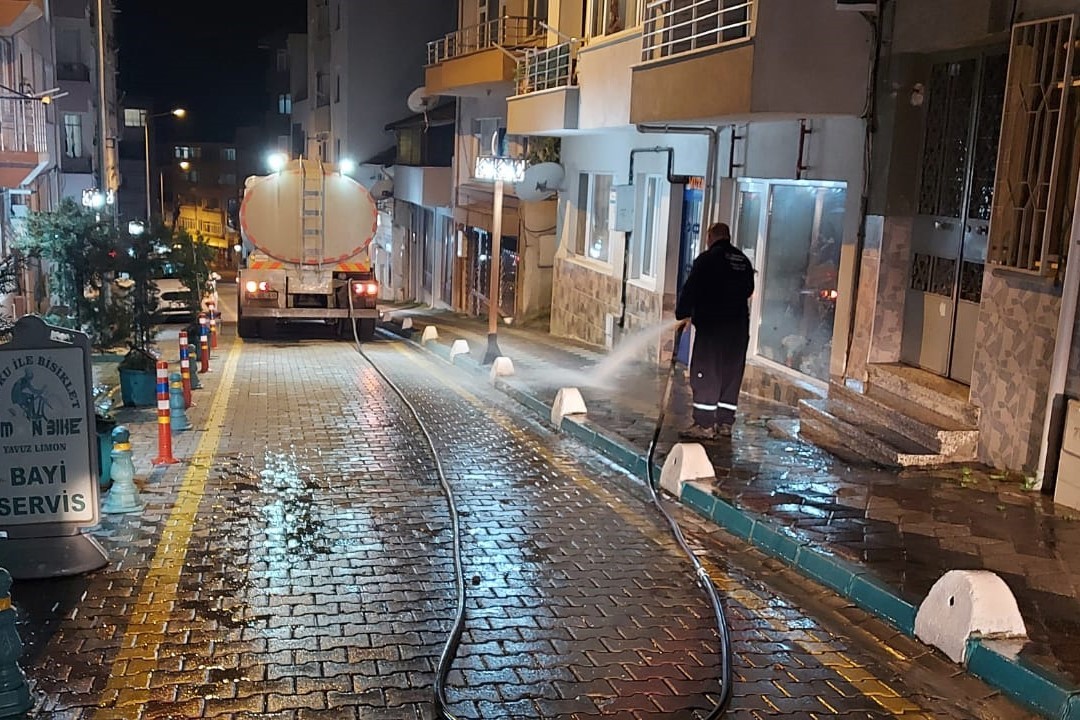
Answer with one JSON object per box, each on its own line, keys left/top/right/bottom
{"left": 0, "top": 316, "right": 108, "bottom": 579}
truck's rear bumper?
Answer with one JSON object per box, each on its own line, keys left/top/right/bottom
{"left": 239, "top": 307, "right": 378, "bottom": 319}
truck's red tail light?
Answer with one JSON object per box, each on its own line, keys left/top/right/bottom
{"left": 258, "top": 281, "right": 272, "bottom": 292}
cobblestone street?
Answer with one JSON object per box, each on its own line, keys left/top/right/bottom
{"left": 14, "top": 328, "right": 1030, "bottom": 718}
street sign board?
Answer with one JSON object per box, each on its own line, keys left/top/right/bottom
{"left": 0, "top": 316, "right": 99, "bottom": 530}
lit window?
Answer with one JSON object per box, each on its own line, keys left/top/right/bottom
{"left": 278, "top": 93, "right": 292, "bottom": 114}
{"left": 221, "top": 148, "right": 236, "bottom": 161}
{"left": 62, "top": 113, "right": 82, "bottom": 158}
{"left": 573, "top": 172, "right": 613, "bottom": 262}
{"left": 123, "top": 108, "right": 147, "bottom": 127}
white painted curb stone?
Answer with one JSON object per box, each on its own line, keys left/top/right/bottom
{"left": 401, "top": 317, "right": 413, "bottom": 331}
{"left": 490, "top": 356, "right": 515, "bottom": 380}
{"left": 449, "top": 339, "right": 470, "bottom": 362}
{"left": 551, "top": 387, "right": 587, "bottom": 429}
{"left": 659, "top": 443, "right": 715, "bottom": 497}
{"left": 914, "top": 570, "right": 1027, "bottom": 664}
{"left": 421, "top": 325, "right": 439, "bottom": 344}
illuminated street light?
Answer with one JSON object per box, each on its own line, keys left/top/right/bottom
{"left": 267, "top": 152, "right": 288, "bottom": 172}
{"left": 339, "top": 158, "right": 356, "bottom": 176}
{"left": 171, "top": 108, "right": 187, "bottom": 118}
{"left": 128, "top": 220, "right": 146, "bottom": 236}
{"left": 179, "top": 160, "right": 191, "bottom": 172}
{"left": 146, "top": 107, "right": 187, "bottom": 220}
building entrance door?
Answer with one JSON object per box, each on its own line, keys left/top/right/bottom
{"left": 901, "top": 52, "right": 1006, "bottom": 384}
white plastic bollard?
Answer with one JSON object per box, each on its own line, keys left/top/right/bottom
{"left": 489, "top": 356, "right": 515, "bottom": 381}
{"left": 449, "top": 339, "right": 470, "bottom": 362}
{"left": 421, "top": 325, "right": 439, "bottom": 344}
{"left": 659, "top": 443, "right": 716, "bottom": 497}
{"left": 914, "top": 570, "right": 1027, "bottom": 664}
{"left": 551, "top": 387, "right": 588, "bottom": 429}
{"left": 401, "top": 317, "right": 413, "bottom": 331}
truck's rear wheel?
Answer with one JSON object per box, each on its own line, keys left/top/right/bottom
{"left": 237, "top": 315, "right": 258, "bottom": 339}
{"left": 358, "top": 318, "right": 376, "bottom": 342}
{"left": 258, "top": 319, "right": 276, "bottom": 339}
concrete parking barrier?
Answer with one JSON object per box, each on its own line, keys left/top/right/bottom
{"left": 659, "top": 443, "right": 715, "bottom": 497}
{"left": 490, "top": 356, "right": 514, "bottom": 381}
{"left": 915, "top": 570, "right": 1027, "bottom": 664}
{"left": 551, "top": 387, "right": 588, "bottom": 429}
{"left": 152, "top": 361, "right": 178, "bottom": 465}
{"left": 449, "top": 339, "right": 469, "bottom": 362}
{"left": 421, "top": 325, "right": 439, "bottom": 344}
{"left": 102, "top": 426, "right": 144, "bottom": 514}
{"left": 401, "top": 317, "right": 413, "bottom": 331}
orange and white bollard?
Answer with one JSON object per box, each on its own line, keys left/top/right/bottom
{"left": 178, "top": 331, "right": 192, "bottom": 408}
{"left": 152, "top": 360, "right": 178, "bottom": 465}
{"left": 208, "top": 303, "right": 219, "bottom": 350}
{"left": 198, "top": 313, "right": 211, "bottom": 374}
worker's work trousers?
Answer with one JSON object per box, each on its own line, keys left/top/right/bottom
{"left": 689, "top": 323, "right": 749, "bottom": 427}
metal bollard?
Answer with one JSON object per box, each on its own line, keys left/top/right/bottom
{"left": 0, "top": 568, "right": 32, "bottom": 717}
{"left": 152, "top": 361, "right": 178, "bottom": 465}
{"left": 102, "top": 426, "right": 143, "bottom": 514}
{"left": 198, "top": 313, "right": 211, "bottom": 373}
{"left": 178, "top": 330, "right": 192, "bottom": 408}
{"left": 208, "top": 303, "right": 219, "bottom": 350}
{"left": 188, "top": 344, "right": 202, "bottom": 390}
{"left": 169, "top": 372, "right": 191, "bottom": 432}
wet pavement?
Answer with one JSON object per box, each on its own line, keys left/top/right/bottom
{"left": 9, "top": 324, "right": 1029, "bottom": 717}
{"left": 392, "top": 308, "right": 1080, "bottom": 689}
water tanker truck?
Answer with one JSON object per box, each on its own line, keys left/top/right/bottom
{"left": 237, "top": 157, "right": 380, "bottom": 340}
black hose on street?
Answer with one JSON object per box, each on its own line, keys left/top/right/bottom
{"left": 346, "top": 289, "right": 465, "bottom": 720}
{"left": 646, "top": 324, "right": 735, "bottom": 717}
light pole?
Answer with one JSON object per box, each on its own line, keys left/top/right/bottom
{"left": 144, "top": 108, "right": 186, "bottom": 221}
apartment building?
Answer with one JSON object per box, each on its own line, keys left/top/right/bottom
{"left": 167, "top": 141, "right": 242, "bottom": 268}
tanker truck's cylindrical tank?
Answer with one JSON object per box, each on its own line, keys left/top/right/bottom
{"left": 238, "top": 158, "right": 379, "bottom": 265}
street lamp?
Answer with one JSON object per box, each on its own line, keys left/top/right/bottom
{"left": 144, "top": 107, "right": 187, "bottom": 221}
{"left": 128, "top": 220, "right": 145, "bottom": 237}
{"left": 339, "top": 158, "right": 356, "bottom": 176}
{"left": 267, "top": 152, "right": 288, "bottom": 173}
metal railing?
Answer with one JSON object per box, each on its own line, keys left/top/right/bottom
{"left": 0, "top": 99, "right": 46, "bottom": 154}
{"left": 641, "top": 0, "right": 755, "bottom": 62}
{"left": 427, "top": 16, "right": 544, "bottom": 65}
{"left": 516, "top": 40, "right": 580, "bottom": 95}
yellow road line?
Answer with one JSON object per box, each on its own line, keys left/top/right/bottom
{"left": 389, "top": 343, "right": 928, "bottom": 716}
{"left": 93, "top": 339, "right": 242, "bottom": 718}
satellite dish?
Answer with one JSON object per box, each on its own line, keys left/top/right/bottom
{"left": 515, "top": 163, "right": 565, "bottom": 202}
{"left": 371, "top": 178, "right": 394, "bottom": 199}
{"left": 407, "top": 86, "right": 439, "bottom": 114}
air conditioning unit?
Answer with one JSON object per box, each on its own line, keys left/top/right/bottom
{"left": 836, "top": 0, "right": 877, "bottom": 11}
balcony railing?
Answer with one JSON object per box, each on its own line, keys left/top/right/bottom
{"left": 516, "top": 40, "right": 580, "bottom": 95}
{"left": 0, "top": 98, "right": 46, "bottom": 154}
{"left": 641, "top": 0, "right": 755, "bottom": 62}
{"left": 427, "top": 16, "right": 544, "bottom": 66}
{"left": 57, "top": 62, "right": 90, "bottom": 82}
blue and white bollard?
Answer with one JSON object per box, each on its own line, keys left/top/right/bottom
{"left": 0, "top": 568, "right": 32, "bottom": 717}
{"left": 102, "top": 426, "right": 144, "bottom": 514}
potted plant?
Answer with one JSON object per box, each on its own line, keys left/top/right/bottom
{"left": 115, "top": 222, "right": 165, "bottom": 407}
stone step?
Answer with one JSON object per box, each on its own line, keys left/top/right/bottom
{"left": 866, "top": 363, "right": 980, "bottom": 427}
{"left": 798, "top": 399, "right": 968, "bottom": 468}
{"left": 827, "top": 383, "right": 978, "bottom": 458}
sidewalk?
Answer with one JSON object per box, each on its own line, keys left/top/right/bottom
{"left": 388, "top": 306, "right": 1080, "bottom": 717}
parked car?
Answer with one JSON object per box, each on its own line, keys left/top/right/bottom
{"left": 153, "top": 267, "right": 219, "bottom": 323}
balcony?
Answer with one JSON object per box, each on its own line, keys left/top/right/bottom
{"left": 57, "top": 62, "right": 90, "bottom": 83}
{"left": 0, "top": 98, "right": 49, "bottom": 188}
{"left": 629, "top": 0, "right": 868, "bottom": 124}
{"left": 0, "top": 0, "right": 42, "bottom": 35}
{"left": 425, "top": 17, "right": 544, "bottom": 97}
{"left": 507, "top": 40, "right": 580, "bottom": 135}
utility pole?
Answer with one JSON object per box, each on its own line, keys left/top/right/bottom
{"left": 95, "top": 0, "right": 117, "bottom": 223}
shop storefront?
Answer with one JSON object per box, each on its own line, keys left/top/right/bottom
{"left": 733, "top": 179, "right": 847, "bottom": 383}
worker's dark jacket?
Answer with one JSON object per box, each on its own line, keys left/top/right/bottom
{"left": 675, "top": 242, "right": 754, "bottom": 329}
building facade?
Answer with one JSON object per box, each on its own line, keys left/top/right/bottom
{"left": 166, "top": 141, "right": 242, "bottom": 270}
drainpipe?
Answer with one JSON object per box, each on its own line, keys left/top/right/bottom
{"left": 1036, "top": 170, "right": 1080, "bottom": 491}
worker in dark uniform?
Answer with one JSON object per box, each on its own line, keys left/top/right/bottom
{"left": 675, "top": 222, "right": 755, "bottom": 439}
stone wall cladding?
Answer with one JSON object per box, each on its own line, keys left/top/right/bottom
{"left": 970, "top": 270, "right": 1061, "bottom": 472}
{"left": 868, "top": 216, "right": 911, "bottom": 366}
{"left": 551, "top": 256, "right": 624, "bottom": 348}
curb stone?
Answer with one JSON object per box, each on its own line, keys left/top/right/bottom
{"left": 386, "top": 320, "right": 1080, "bottom": 720}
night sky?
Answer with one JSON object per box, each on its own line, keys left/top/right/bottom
{"left": 115, "top": 0, "right": 306, "bottom": 142}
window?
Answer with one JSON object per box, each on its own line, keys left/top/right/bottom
{"left": 335, "top": 74, "right": 341, "bottom": 103}
{"left": 590, "top": 0, "right": 638, "bottom": 37}
{"left": 185, "top": 169, "right": 199, "bottom": 183}
{"left": 572, "top": 173, "right": 614, "bottom": 262}
{"left": 631, "top": 175, "right": 663, "bottom": 280}
{"left": 201, "top": 221, "right": 222, "bottom": 236}
{"left": 475, "top": 118, "right": 507, "bottom": 157}
{"left": 62, "top": 113, "right": 82, "bottom": 158}
{"left": 123, "top": 108, "right": 146, "bottom": 127}
{"left": 276, "top": 49, "right": 288, "bottom": 72}
{"left": 278, "top": 93, "right": 292, "bottom": 114}
{"left": 221, "top": 148, "right": 236, "bottom": 161}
